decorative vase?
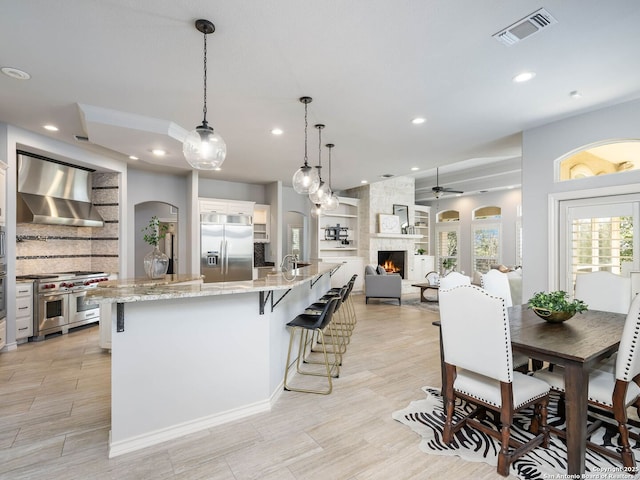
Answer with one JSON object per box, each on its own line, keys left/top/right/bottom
{"left": 144, "top": 245, "right": 169, "bottom": 279}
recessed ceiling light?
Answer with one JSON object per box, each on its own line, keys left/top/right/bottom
{"left": 411, "top": 167, "right": 420, "bottom": 171}
{"left": 152, "top": 149, "right": 166, "bottom": 156}
{"left": 43, "top": 125, "right": 59, "bottom": 131}
{"left": 271, "top": 128, "right": 283, "bottom": 135}
{"left": 569, "top": 90, "right": 582, "bottom": 99}
{"left": 1, "top": 66, "right": 30, "bottom": 80}
{"left": 214, "top": 167, "right": 222, "bottom": 171}
{"left": 512, "top": 71, "right": 536, "bottom": 83}
{"left": 455, "top": 193, "right": 462, "bottom": 197}
{"left": 507, "top": 185, "right": 515, "bottom": 189}
{"left": 360, "top": 180, "right": 368, "bottom": 184}
{"left": 411, "top": 117, "right": 426, "bottom": 125}
{"left": 129, "top": 155, "right": 139, "bottom": 160}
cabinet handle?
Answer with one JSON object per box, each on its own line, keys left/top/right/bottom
{"left": 18, "top": 306, "right": 29, "bottom": 310}
{"left": 18, "top": 327, "right": 28, "bottom": 331}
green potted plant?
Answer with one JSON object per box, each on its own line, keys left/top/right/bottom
{"left": 442, "top": 258, "right": 456, "bottom": 274}
{"left": 416, "top": 248, "right": 426, "bottom": 255}
{"left": 527, "top": 290, "right": 588, "bottom": 323}
{"left": 141, "top": 216, "right": 170, "bottom": 278}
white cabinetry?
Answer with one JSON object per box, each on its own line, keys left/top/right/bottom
{"left": 0, "top": 318, "right": 5, "bottom": 351}
{"left": 199, "top": 198, "right": 254, "bottom": 216}
{"left": 0, "top": 167, "right": 5, "bottom": 225}
{"left": 413, "top": 205, "right": 430, "bottom": 254}
{"left": 326, "top": 257, "right": 364, "bottom": 292}
{"left": 409, "top": 255, "right": 435, "bottom": 281}
{"left": 16, "top": 282, "right": 34, "bottom": 341}
{"left": 253, "top": 204, "right": 270, "bottom": 243}
{"left": 317, "top": 197, "right": 359, "bottom": 257}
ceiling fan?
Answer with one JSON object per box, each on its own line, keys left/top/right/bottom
{"left": 431, "top": 168, "right": 463, "bottom": 198}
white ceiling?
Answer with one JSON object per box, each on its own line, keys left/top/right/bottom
{"left": 2, "top": 0, "right": 640, "bottom": 196}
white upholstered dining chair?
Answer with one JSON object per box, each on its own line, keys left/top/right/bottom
{"left": 534, "top": 292, "right": 640, "bottom": 470}
{"left": 439, "top": 284, "right": 550, "bottom": 477}
{"left": 438, "top": 271, "right": 470, "bottom": 290}
{"left": 481, "top": 269, "right": 533, "bottom": 371}
{"left": 574, "top": 271, "right": 631, "bottom": 314}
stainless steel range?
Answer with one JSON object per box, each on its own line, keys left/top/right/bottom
{"left": 18, "top": 271, "right": 109, "bottom": 340}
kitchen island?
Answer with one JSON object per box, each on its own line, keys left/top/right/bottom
{"left": 85, "top": 262, "right": 341, "bottom": 458}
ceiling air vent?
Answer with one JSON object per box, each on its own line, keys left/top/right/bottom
{"left": 493, "top": 8, "right": 557, "bottom": 46}
{"left": 380, "top": 174, "right": 394, "bottom": 178}
{"left": 74, "top": 134, "right": 89, "bottom": 142}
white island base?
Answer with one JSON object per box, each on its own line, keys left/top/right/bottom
{"left": 99, "top": 268, "right": 334, "bottom": 457}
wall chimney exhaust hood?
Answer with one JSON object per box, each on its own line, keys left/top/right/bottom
{"left": 17, "top": 152, "right": 104, "bottom": 227}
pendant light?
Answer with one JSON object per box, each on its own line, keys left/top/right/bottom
{"left": 323, "top": 143, "right": 340, "bottom": 211}
{"left": 309, "top": 124, "right": 332, "bottom": 205}
{"left": 310, "top": 201, "right": 323, "bottom": 218}
{"left": 183, "top": 19, "right": 227, "bottom": 170}
{"left": 292, "top": 97, "right": 320, "bottom": 194}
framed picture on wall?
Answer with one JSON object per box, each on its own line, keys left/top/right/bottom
{"left": 379, "top": 214, "right": 401, "bottom": 234}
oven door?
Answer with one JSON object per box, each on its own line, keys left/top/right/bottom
{"left": 38, "top": 293, "right": 68, "bottom": 334}
{"left": 69, "top": 290, "right": 100, "bottom": 324}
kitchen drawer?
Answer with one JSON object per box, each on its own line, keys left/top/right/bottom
{"left": 16, "top": 282, "right": 33, "bottom": 297}
{"left": 16, "top": 316, "right": 33, "bottom": 339}
{"left": 16, "top": 296, "right": 32, "bottom": 315}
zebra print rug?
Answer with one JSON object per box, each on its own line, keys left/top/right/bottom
{"left": 392, "top": 387, "right": 640, "bottom": 479}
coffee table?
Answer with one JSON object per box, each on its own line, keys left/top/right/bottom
{"left": 411, "top": 282, "right": 439, "bottom": 302}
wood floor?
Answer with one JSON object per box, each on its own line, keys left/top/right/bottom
{"left": 0, "top": 294, "right": 511, "bottom": 479}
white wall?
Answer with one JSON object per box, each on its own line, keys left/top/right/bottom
{"left": 127, "top": 168, "right": 190, "bottom": 278}
{"left": 421, "top": 188, "right": 522, "bottom": 275}
{"left": 522, "top": 98, "right": 640, "bottom": 299}
{"left": 198, "top": 177, "right": 266, "bottom": 204}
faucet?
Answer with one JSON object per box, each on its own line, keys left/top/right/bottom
{"left": 280, "top": 253, "right": 298, "bottom": 272}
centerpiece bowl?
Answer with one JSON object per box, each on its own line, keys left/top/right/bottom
{"left": 527, "top": 290, "right": 588, "bottom": 324}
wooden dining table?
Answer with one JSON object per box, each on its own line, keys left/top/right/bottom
{"left": 433, "top": 304, "right": 626, "bottom": 476}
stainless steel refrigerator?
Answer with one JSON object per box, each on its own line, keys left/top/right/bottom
{"left": 201, "top": 213, "right": 254, "bottom": 282}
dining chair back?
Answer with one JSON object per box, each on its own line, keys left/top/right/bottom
{"left": 438, "top": 284, "right": 550, "bottom": 476}
{"left": 574, "top": 271, "right": 631, "bottom": 314}
{"left": 438, "top": 271, "right": 471, "bottom": 290}
{"left": 481, "top": 269, "right": 513, "bottom": 307}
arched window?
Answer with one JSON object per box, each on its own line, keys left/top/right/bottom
{"left": 437, "top": 210, "right": 460, "bottom": 222}
{"left": 558, "top": 140, "right": 640, "bottom": 181}
{"left": 473, "top": 206, "right": 502, "bottom": 220}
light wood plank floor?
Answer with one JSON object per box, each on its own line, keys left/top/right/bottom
{"left": 0, "top": 294, "right": 511, "bottom": 479}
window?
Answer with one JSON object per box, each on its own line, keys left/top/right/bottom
{"left": 437, "top": 210, "right": 460, "bottom": 222}
{"left": 472, "top": 224, "right": 501, "bottom": 273}
{"left": 558, "top": 140, "right": 640, "bottom": 181}
{"left": 436, "top": 227, "right": 459, "bottom": 274}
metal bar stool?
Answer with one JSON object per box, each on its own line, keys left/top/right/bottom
{"left": 283, "top": 296, "right": 341, "bottom": 395}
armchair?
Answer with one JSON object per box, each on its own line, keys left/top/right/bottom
{"left": 364, "top": 265, "right": 402, "bottom": 305}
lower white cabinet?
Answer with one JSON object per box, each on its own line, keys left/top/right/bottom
{"left": 410, "top": 255, "right": 435, "bottom": 281}
{"left": 0, "top": 318, "right": 6, "bottom": 351}
{"left": 16, "top": 282, "right": 34, "bottom": 342}
{"left": 323, "top": 256, "right": 364, "bottom": 292}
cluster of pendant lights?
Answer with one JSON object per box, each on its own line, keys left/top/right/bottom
{"left": 292, "top": 96, "right": 340, "bottom": 215}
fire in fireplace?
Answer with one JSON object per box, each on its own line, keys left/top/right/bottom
{"left": 377, "top": 251, "right": 406, "bottom": 279}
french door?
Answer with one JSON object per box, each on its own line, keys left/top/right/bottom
{"left": 559, "top": 194, "right": 640, "bottom": 293}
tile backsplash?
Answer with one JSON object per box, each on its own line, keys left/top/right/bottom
{"left": 16, "top": 172, "right": 120, "bottom": 275}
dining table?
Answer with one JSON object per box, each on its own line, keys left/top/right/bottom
{"left": 433, "top": 304, "right": 626, "bottom": 476}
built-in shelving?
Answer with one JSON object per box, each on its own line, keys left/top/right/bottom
{"left": 317, "top": 197, "right": 359, "bottom": 258}
{"left": 414, "top": 204, "right": 430, "bottom": 254}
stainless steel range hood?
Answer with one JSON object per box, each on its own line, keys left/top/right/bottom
{"left": 17, "top": 153, "right": 104, "bottom": 227}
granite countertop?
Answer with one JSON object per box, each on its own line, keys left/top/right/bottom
{"left": 85, "top": 262, "right": 341, "bottom": 304}
{"left": 97, "top": 274, "right": 204, "bottom": 288}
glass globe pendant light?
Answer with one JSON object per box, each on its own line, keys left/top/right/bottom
{"left": 183, "top": 19, "right": 227, "bottom": 170}
{"left": 292, "top": 97, "right": 320, "bottom": 194}
{"left": 323, "top": 143, "right": 340, "bottom": 211}
{"left": 310, "top": 201, "right": 323, "bottom": 219}
{"left": 309, "top": 124, "right": 332, "bottom": 205}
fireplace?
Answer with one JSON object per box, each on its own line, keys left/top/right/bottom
{"left": 378, "top": 250, "right": 406, "bottom": 279}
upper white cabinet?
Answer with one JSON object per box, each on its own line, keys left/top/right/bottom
{"left": 199, "top": 198, "right": 254, "bottom": 216}
{"left": 253, "top": 204, "right": 270, "bottom": 243}
{"left": 317, "top": 196, "right": 359, "bottom": 257}
{"left": 414, "top": 204, "right": 430, "bottom": 254}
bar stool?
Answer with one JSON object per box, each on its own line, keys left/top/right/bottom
{"left": 283, "top": 296, "right": 341, "bottom": 395}
{"left": 308, "top": 286, "right": 350, "bottom": 354}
